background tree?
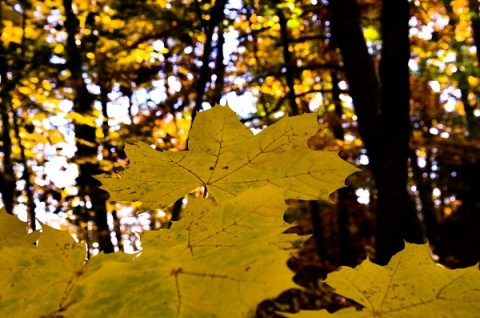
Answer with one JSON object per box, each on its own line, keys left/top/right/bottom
{"left": 375, "top": 0, "right": 425, "bottom": 263}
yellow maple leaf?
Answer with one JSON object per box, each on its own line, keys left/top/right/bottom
{"left": 288, "top": 242, "right": 480, "bottom": 317}
{"left": 100, "top": 105, "right": 358, "bottom": 210}
{"left": 0, "top": 188, "right": 302, "bottom": 317}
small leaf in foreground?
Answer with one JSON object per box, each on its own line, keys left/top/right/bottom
{"left": 288, "top": 242, "right": 480, "bottom": 317}
{"left": 100, "top": 105, "right": 358, "bottom": 209}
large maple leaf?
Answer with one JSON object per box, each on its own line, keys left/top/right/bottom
{"left": 100, "top": 105, "right": 358, "bottom": 209}
{"left": 288, "top": 242, "right": 480, "bottom": 317}
{"left": 0, "top": 187, "right": 301, "bottom": 317}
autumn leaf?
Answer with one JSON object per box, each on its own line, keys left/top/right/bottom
{"left": 0, "top": 219, "right": 86, "bottom": 317}
{"left": 66, "top": 187, "right": 299, "bottom": 317}
{"left": 0, "top": 187, "right": 302, "bottom": 317}
{"left": 0, "top": 207, "right": 39, "bottom": 249}
{"left": 288, "top": 242, "right": 480, "bottom": 317}
{"left": 100, "top": 105, "right": 358, "bottom": 210}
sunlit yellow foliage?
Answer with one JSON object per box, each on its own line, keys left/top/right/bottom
{"left": 1, "top": 20, "right": 23, "bottom": 45}
{"left": 65, "top": 112, "right": 98, "bottom": 127}
{"left": 44, "top": 0, "right": 63, "bottom": 9}
{"left": 363, "top": 25, "right": 380, "bottom": 42}
{"left": 18, "top": 86, "right": 32, "bottom": 95}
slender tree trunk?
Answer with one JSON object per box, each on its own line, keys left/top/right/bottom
{"left": 212, "top": 22, "right": 225, "bottom": 105}
{"left": 468, "top": 0, "right": 480, "bottom": 67}
{"left": 12, "top": 112, "right": 36, "bottom": 229}
{"left": 0, "top": 2, "right": 33, "bottom": 218}
{"left": 63, "top": 0, "right": 113, "bottom": 253}
{"left": 0, "top": 95, "right": 15, "bottom": 215}
{"left": 330, "top": 71, "right": 355, "bottom": 265}
{"left": 0, "top": 22, "right": 16, "bottom": 214}
{"left": 193, "top": 0, "right": 226, "bottom": 122}
{"left": 458, "top": 73, "right": 480, "bottom": 139}
{"left": 175, "top": 1, "right": 226, "bottom": 226}
{"left": 277, "top": 9, "right": 299, "bottom": 115}
{"left": 309, "top": 200, "right": 326, "bottom": 260}
{"left": 409, "top": 150, "right": 437, "bottom": 245}
{"left": 111, "top": 210, "right": 122, "bottom": 251}
{"left": 328, "top": 0, "right": 381, "bottom": 171}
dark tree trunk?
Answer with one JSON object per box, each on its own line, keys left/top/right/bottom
{"left": 277, "top": 9, "right": 299, "bottom": 115}
{"left": 193, "top": 0, "right": 226, "bottom": 122}
{"left": 63, "top": 0, "right": 114, "bottom": 253}
{"left": 0, "top": 94, "right": 15, "bottom": 215}
{"left": 376, "top": 0, "right": 424, "bottom": 264}
{"left": 330, "top": 71, "right": 356, "bottom": 265}
{"left": 0, "top": 2, "right": 35, "bottom": 223}
{"left": 329, "top": 0, "right": 424, "bottom": 264}
{"left": 454, "top": 42, "right": 480, "bottom": 139}
{"left": 175, "top": 1, "right": 226, "bottom": 226}
{"left": 12, "top": 112, "right": 36, "bottom": 229}
{"left": 212, "top": 22, "right": 225, "bottom": 105}
{"left": 328, "top": 0, "right": 381, "bottom": 171}
{"left": 0, "top": 28, "right": 16, "bottom": 215}
{"left": 468, "top": 0, "right": 480, "bottom": 67}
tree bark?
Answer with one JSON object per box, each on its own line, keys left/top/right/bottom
{"left": 0, "top": 94, "right": 15, "bottom": 215}
{"left": 329, "top": 0, "right": 424, "bottom": 264}
{"left": 328, "top": 0, "right": 381, "bottom": 171}
{"left": 0, "top": 16, "right": 17, "bottom": 215}
{"left": 12, "top": 112, "right": 36, "bottom": 229}
{"left": 277, "top": 9, "right": 299, "bottom": 115}
{"left": 63, "top": 0, "right": 114, "bottom": 253}
{"left": 468, "top": 0, "right": 480, "bottom": 67}
{"left": 193, "top": 0, "right": 226, "bottom": 122}
{"left": 212, "top": 22, "right": 225, "bottom": 105}
{"left": 376, "top": 0, "right": 425, "bottom": 264}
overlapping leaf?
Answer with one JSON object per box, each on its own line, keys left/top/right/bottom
{"left": 289, "top": 242, "right": 480, "bottom": 317}
{"left": 0, "top": 219, "right": 86, "bottom": 317}
{"left": 100, "top": 106, "right": 358, "bottom": 210}
{"left": 0, "top": 188, "right": 301, "bottom": 317}
{"left": 0, "top": 107, "right": 358, "bottom": 317}
{"left": 0, "top": 207, "right": 39, "bottom": 249}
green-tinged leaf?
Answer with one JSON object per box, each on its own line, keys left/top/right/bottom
{"left": 0, "top": 207, "right": 39, "bottom": 249}
{"left": 100, "top": 105, "right": 358, "bottom": 209}
{"left": 0, "top": 222, "right": 86, "bottom": 317}
{"left": 287, "top": 19, "right": 301, "bottom": 29}
{"left": 288, "top": 242, "right": 480, "bottom": 317}
{"left": 0, "top": 187, "right": 302, "bottom": 317}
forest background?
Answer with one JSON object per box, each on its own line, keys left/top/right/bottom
{"left": 1, "top": 0, "right": 480, "bottom": 315}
